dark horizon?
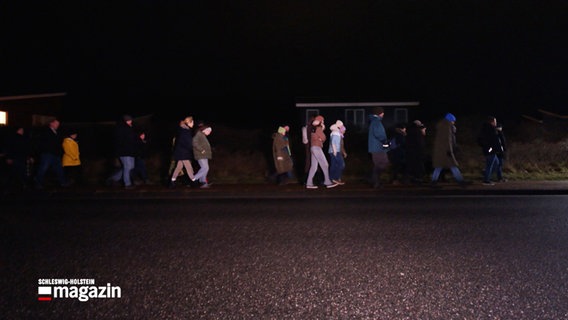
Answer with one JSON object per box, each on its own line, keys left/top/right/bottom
{"left": 2, "top": 1, "right": 567, "bottom": 126}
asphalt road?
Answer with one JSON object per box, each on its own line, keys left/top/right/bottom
{"left": 2, "top": 190, "right": 568, "bottom": 319}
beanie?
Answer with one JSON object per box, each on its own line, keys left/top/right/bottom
{"left": 277, "top": 126, "right": 286, "bottom": 135}
{"left": 445, "top": 113, "right": 456, "bottom": 122}
{"left": 335, "top": 120, "right": 344, "bottom": 128}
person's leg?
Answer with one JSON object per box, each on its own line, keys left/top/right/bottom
{"left": 371, "top": 152, "right": 389, "bottom": 187}
{"left": 171, "top": 161, "right": 184, "bottom": 180}
{"left": 450, "top": 166, "right": 464, "bottom": 182}
{"left": 181, "top": 160, "right": 195, "bottom": 180}
{"left": 34, "top": 154, "right": 50, "bottom": 187}
{"left": 483, "top": 154, "right": 498, "bottom": 183}
{"left": 431, "top": 167, "right": 442, "bottom": 182}
{"left": 306, "top": 147, "right": 319, "bottom": 187}
{"left": 53, "top": 156, "right": 67, "bottom": 186}
{"left": 194, "top": 159, "right": 209, "bottom": 183}
{"left": 329, "top": 153, "right": 340, "bottom": 181}
{"left": 120, "top": 156, "right": 135, "bottom": 187}
{"left": 312, "top": 147, "right": 332, "bottom": 185}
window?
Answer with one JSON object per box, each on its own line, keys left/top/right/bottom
{"left": 0, "top": 111, "right": 6, "bottom": 125}
{"left": 345, "top": 108, "right": 365, "bottom": 129}
{"left": 393, "top": 108, "right": 408, "bottom": 124}
{"left": 304, "top": 109, "right": 320, "bottom": 126}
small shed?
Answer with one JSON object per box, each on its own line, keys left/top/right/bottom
{"left": 295, "top": 99, "right": 420, "bottom": 131}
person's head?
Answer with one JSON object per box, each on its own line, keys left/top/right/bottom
{"left": 122, "top": 114, "right": 133, "bottom": 125}
{"left": 277, "top": 126, "right": 287, "bottom": 135}
{"left": 16, "top": 127, "right": 24, "bottom": 135}
{"left": 67, "top": 129, "right": 78, "bottom": 139}
{"left": 372, "top": 106, "right": 385, "bottom": 117}
{"left": 183, "top": 116, "right": 194, "bottom": 128}
{"left": 487, "top": 116, "right": 497, "bottom": 127}
{"left": 312, "top": 116, "right": 323, "bottom": 127}
{"left": 444, "top": 113, "right": 456, "bottom": 123}
{"left": 48, "top": 118, "right": 60, "bottom": 129}
{"left": 395, "top": 122, "right": 407, "bottom": 131}
{"left": 496, "top": 123, "right": 503, "bottom": 131}
{"left": 201, "top": 126, "right": 212, "bottom": 136}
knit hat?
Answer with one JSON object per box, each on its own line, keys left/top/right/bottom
{"left": 335, "top": 120, "right": 344, "bottom": 128}
{"left": 330, "top": 124, "right": 339, "bottom": 132}
{"left": 413, "top": 120, "right": 425, "bottom": 128}
{"left": 122, "top": 114, "right": 133, "bottom": 121}
{"left": 277, "top": 126, "right": 286, "bottom": 135}
{"left": 445, "top": 113, "right": 456, "bottom": 122}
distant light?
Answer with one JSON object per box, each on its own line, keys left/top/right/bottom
{"left": 0, "top": 111, "right": 6, "bottom": 125}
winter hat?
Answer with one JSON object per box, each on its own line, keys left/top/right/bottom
{"left": 277, "top": 126, "right": 286, "bottom": 135}
{"left": 445, "top": 113, "right": 456, "bottom": 122}
{"left": 413, "top": 120, "right": 425, "bottom": 128}
{"left": 201, "top": 126, "right": 212, "bottom": 135}
{"left": 330, "top": 124, "right": 339, "bottom": 132}
{"left": 122, "top": 114, "right": 133, "bottom": 121}
{"left": 315, "top": 115, "right": 324, "bottom": 123}
{"left": 335, "top": 120, "right": 344, "bottom": 128}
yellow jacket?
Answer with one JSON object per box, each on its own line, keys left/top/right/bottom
{"left": 62, "top": 137, "right": 81, "bottom": 166}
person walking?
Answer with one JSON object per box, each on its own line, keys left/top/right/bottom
{"left": 305, "top": 115, "right": 338, "bottom": 189}
{"left": 495, "top": 122, "right": 507, "bottom": 182}
{"left": 387, "top": 122, "right": 407, "bottom": 185}
{"left": 131, "top": 129, "right": 151, "bottom": 185}
{"left": 367, "top": 107, "right": 390, "bottom": 189}
{"left": 33, "top": 118, "right": 69, "bottom": 189}
{"left": 3, "top": 126, "right": 33, "bottom": 191}
{"left": 328, "top": 121, "right": 346, "bottom": 185}
{"left": 405, "top": 120, "right": 428, "bottom": 185}
{"left": 61, "top": 129, "right": 83, "bottom": 186}
{"left": 430, "top": 113, "right": 469, "bottom": 187}
{"left": 192, "top": 123, "right": 213, "bottom": 188}
{"left": 169, "top": 116, "right": 196, "bottom": 188}
{"left": 477, "top": 116, "right": 504, "bottom": 185}
{"left": 106, "top": 114, "right": 139, "bottom": 189}
{"left": 271, "top": 126, "right": 294, "bottom": 185}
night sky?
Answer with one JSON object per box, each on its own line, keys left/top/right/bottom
{"left": 2, "top": 1, "right": 568, "bottom": 125}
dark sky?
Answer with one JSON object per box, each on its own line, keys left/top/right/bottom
{"left": 2, "top": 1, "right": 568, "bottom": 124}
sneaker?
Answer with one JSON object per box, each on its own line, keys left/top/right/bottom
{"left": 498, "top": 178, "right": 508, "bottom": 182}
{"left": 332, "top": 179, "right": 345, "bottom": 185}
{"left": 200, "top": 183, "right": 211, "bottom": 189}
{"left": 306, "top": 185, "right": 318, "bottom": 189}
{"left": 168, "top": 181, "right": 176, "bottom": 189}
{"left": 326, "top": 183, "right": 339, "bottom": 189}
{"left": 482, "top": 181, "right": 495, "bottom": 186}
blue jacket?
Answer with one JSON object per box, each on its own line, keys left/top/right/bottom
{"left": 367, "top": 114, "right": 388, "bottom": 153}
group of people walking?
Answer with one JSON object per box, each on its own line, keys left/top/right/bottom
{"left": 2, "top": 110, "right": 507, "bottom": 192}
{"left": 2, "top": 118, "right": 82, "bottom": 191}
{"left": 289, "top": 106, "right": 507, "bottom": 189}
{"left": 107, "top": 114, "right": 214, "bottom": 190}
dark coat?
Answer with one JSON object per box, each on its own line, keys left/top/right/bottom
{"left": 114, "top": 121, "right": 138, "bottom": 157}
{"left": 477, "top": 123, "right": 503, "bottom": 156}
{"left": 36, "top": 127, "right": 64, "bottom": 156}
{"left": 172, "top": 124, "right": 194, "bottom": 161}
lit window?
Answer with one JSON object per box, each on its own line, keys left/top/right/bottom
{"left": 0, "top": 111, "right": 6, "bottom": 125}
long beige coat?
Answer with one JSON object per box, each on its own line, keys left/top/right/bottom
{"left": 432, "top": 119, "right": 459, "bottom": 168}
